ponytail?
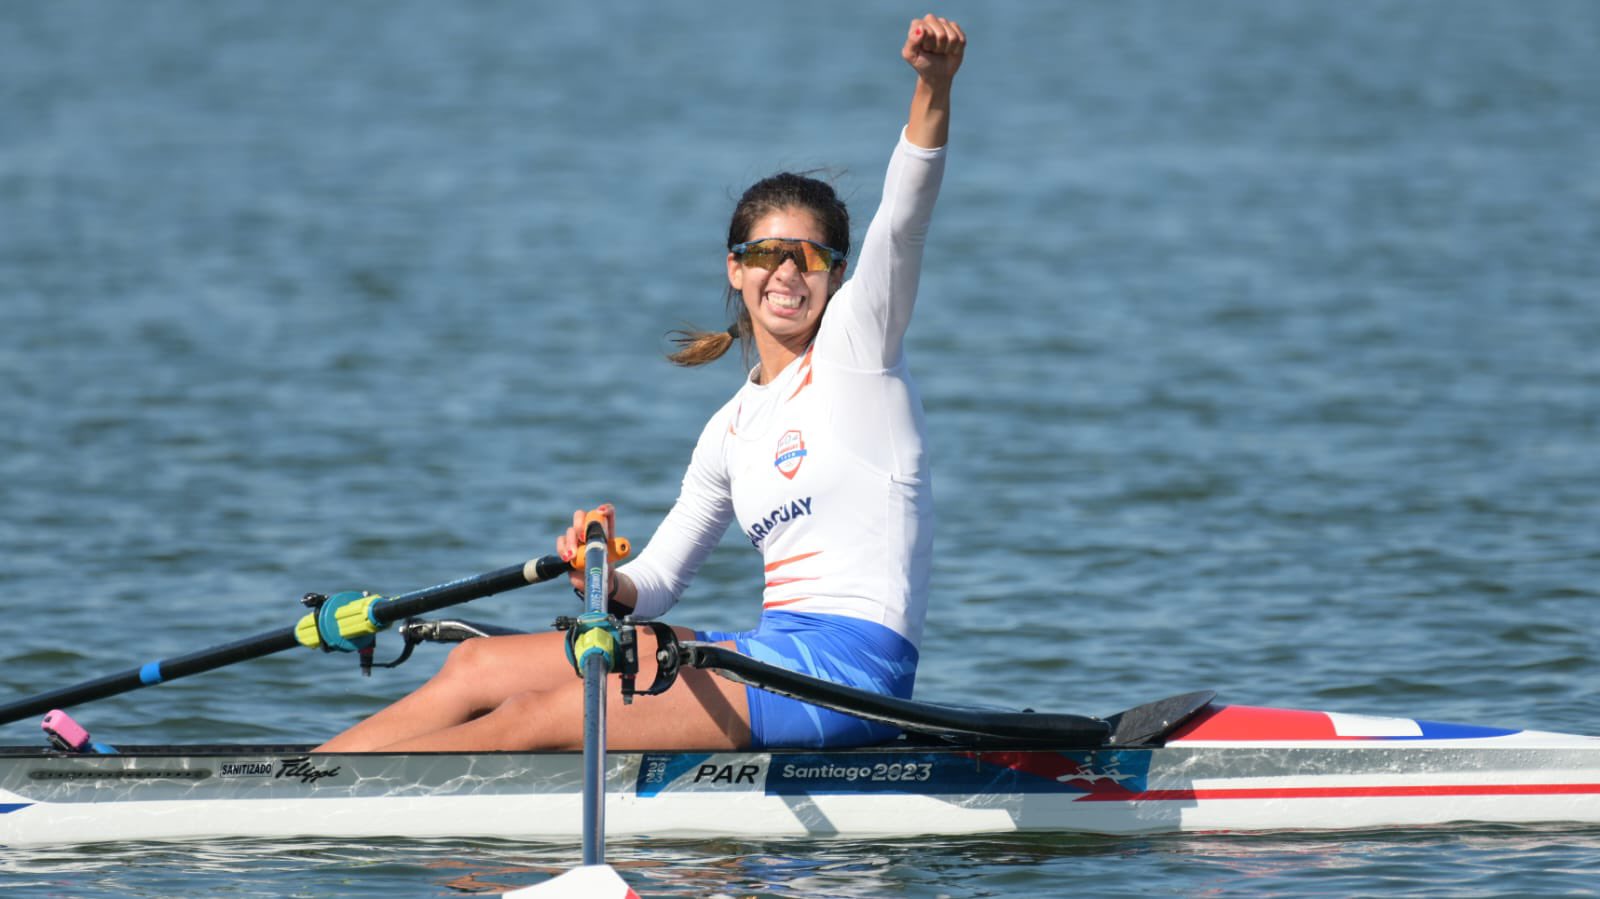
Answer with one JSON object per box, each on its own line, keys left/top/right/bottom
{"left": 667, "top": 309, "right": 750, "bottom": 368}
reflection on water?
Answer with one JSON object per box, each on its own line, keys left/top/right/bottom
{"left": 7, "top": 827, "right": 1599, "bottom": 898}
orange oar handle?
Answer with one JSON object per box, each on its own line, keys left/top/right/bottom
{"left": 572, "top": 508, "right": 630, "bottom": 569}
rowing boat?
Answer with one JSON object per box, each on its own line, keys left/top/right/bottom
{"left": 5, "top": 698, "right": 1597, "bottom": 847}
{"left": 4, "top": 559, "right": 1595, "bottom": 860}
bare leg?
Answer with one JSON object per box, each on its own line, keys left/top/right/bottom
{"left": 315, "top": 627, "right": 750, "bottom": 752}
{"left": 315, "top": 631, "right": 578, "bottom": 752}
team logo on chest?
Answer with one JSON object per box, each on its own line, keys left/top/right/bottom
{"left": 774, "top": 429, "right": 807, "bottom": 480}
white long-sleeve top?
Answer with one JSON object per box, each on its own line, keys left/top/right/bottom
{"left": 622, "top": 130, "right": 945, "bottom": 650}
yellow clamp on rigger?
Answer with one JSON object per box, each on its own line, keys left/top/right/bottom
{"left": 294, "top": 591, "right": 384, "bottom": 652}
{"left": 564, "top": 611, "right": 619, "bottom": 676}
{"left": 294, "top": 613, "right": 322, "bottom": 648}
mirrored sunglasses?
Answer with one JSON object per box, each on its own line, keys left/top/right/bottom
{"left": 730, "top": 238, "right": 846, "bottom": 272}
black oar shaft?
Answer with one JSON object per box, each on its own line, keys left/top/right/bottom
{"left": 0, "top": 628, "right": 303, "bottom": 726}
{"left": 0, "top": 557, "right": 572, "bottom": 727}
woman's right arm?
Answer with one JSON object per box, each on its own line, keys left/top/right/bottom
{"left": 559, "top": 408, "right": 735, "bottom": 619}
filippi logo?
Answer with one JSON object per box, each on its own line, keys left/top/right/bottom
{"left": 276, "top": 756, "right": 342, "bottom": 785}
{"left": 774, "top": 430, "right": 807, "bottom": 480}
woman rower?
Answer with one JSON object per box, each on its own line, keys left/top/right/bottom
{"left": 317, "top": 14, "right": 966, "bottom": 753}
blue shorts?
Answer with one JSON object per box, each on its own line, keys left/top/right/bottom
{"left": 695, "top": 611, "right": 918, "bottom": 750}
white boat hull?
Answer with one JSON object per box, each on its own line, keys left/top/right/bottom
{"left": 3, "top": 704, "right": 1597, "bottom": 846}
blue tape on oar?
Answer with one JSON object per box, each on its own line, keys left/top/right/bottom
{"left": 139, "top": 662, "right": 163, "bottom": 685}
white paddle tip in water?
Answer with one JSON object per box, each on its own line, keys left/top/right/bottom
{"left": 503, "top": 864, "right": 640, "bottom": 898}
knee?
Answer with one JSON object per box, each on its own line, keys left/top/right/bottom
{"left": 435, "top": 635, "right": 502, "bottom": 683}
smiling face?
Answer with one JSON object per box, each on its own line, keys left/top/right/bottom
{"left": 727, "top": 206, "right": 846, "bottom": 382}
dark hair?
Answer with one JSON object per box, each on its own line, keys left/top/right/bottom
{"left": 668, "top": 172, "right": 850, "bottom": 367}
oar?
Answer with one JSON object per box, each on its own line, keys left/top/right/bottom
{"left": 506, "top": 511, "right": 637, "bottom": 898}
{"left": 0, "top": 556, "right": 575, "bottom": 727}
{"left": 577, "top": 512, "right": 616, "bottom": 866}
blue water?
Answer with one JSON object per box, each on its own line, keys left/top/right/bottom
{"left": 3, "top": 0, "right": 1598, "bottom": 894}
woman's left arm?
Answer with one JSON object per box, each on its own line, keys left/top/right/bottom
{"left": 903, "top": 15, "right": 966, "bottom": 150}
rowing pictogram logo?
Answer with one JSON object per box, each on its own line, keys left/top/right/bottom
{"left": 775, "top": 430, "right": 807, "bottom": 480}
